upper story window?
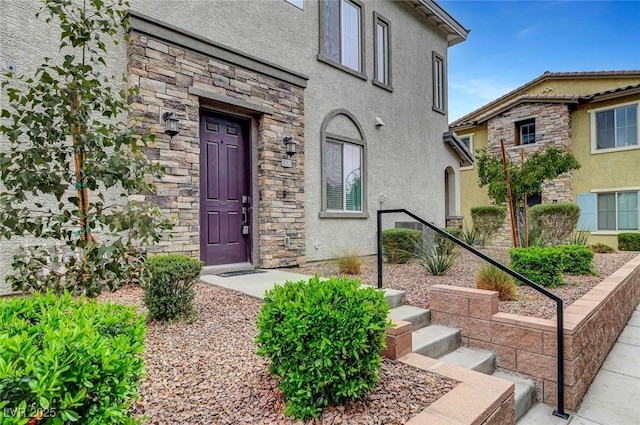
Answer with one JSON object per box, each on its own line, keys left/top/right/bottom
{"left": 373, "top": 12, "right": 391, "bottom": 90}
{"left": 459, "top": 133, "right": 474, "bottom": 170}
{"left": 515, "top": 118, "right": 536, "bottom": 145}
{"left": 319, "top": 0, "right": 365, "bottom": 77}
{"left": 592, "top": 103, "right": 638, "bottom": 152}
{"left": 432, "top": 52, "right": 446, "bottom": 113}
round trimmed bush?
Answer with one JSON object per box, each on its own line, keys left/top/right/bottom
{"left": 143, "top": 254, "right": 203, "bottom": 322}
{"left": 256, "top": 276, "right": 390, "bottom": 420}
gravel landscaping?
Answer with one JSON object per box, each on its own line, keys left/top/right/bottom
{"left": 287, "top": 248, "right": 640, "bottom": 319}
{"left": 98, "top": 284, "right": 457, "bottom": 425}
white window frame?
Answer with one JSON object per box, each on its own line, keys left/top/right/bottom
{"left": 515, "top": 118, "right": 536, "bottom": 146}
{"left": 459, "top": 133, "right": 474, "bottom": 170}
{"left": 580, "top": 188, "right": 640, "bottom": 234}
{"left": 320, "top": 110, "right": 368, "bottom": 219}
{"left": 325, "top": 138, "right": 363, "bottom": 213}
{"left": 589, "top": 100, "right": 640, "bottom": 154}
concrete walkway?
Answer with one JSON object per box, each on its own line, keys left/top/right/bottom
{"left": 200, "top": 269, "right": 315, "bottom": 300}
{"left": 519, "top": 304, "right": 640, "bottom": 425}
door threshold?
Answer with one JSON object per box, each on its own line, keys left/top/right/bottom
{"left": 201, "top": 262, "right": 254, "bottom": 275}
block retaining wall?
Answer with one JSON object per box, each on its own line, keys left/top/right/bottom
{"left": 429, "top": 254, "right": 640, "bottom": 410}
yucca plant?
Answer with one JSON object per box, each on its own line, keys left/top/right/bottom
{"left": 570, "top": 230, "right": 590, "bottom": 246}
{"left": 476, "top": 263, "right": 517, "bottom": 300}
{"left": 461, "top": 224, "right": 479, "bottom": 246}
{"left": 415, "top": 240, "right": 458, "bottom": 276}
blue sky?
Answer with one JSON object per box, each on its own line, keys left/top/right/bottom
{"left": 440, "top": 0, "right": 640, "bottom": 122}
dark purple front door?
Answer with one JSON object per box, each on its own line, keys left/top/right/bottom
{"left": 199, "top": 112, "right": 250, "bottom": 266}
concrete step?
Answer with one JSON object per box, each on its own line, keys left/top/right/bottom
{"left": 389, "top": 305, "right": 431, "bottom": 331}
{"left": 380, "top": 288, "right": 406, "bottom": 309}
{"left": 440, "top": 347, "right": 496, "bottom": 375}
{"left": 412, "top": 325, "right": 461, "bottom": 359}
{"left": 493, "top": 371, "right": 537, "bottom": 422}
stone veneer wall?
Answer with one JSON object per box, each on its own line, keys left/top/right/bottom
{"left": 429, "top": 254, "right": 640, "bottom": 410}
{"left": 485, "top": 102, "right": 574, "bottom": 247}
{"left": 127, "top": 32, "right": 305, "bottom": 267}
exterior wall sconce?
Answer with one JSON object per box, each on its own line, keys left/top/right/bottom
{"left": 283, "top": 136, "right": 297, "bottom": 157}
{"left": 162, "top": 111, "right": 180, "bottom": 138}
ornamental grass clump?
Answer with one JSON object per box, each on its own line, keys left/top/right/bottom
{"left": 0, "top": 292, "right": 146, "bottom": 425}
{"left": 256, "top": 276, "right": 390, "bottom": 420}
{"left": 335, "top": 249, "right": 364, "bottom": 275}
{"left": 476, "top": 263, "right": 517, "bottom": 301}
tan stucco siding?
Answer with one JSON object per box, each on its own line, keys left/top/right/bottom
{"left": 571, "top": 93, "right": 640, "bottom": 247}
{"left": 458, "top": 125, "right": 491, "bottom": 225}
{"left": 526, "top": 78, "right": 640, "bottom": 97}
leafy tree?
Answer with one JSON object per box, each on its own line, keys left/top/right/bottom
{"left": 0, "top": 0, "right": 172, "bottom": 296}
{"left": 476, "top": 146, "right": 581, "bottom": 206}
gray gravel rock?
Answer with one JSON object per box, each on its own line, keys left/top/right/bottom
{"left": 98, "top": 284, "right": 457, "bottom": 424}
{"left": 291, "top": 249, "right": 639, "bottom": 319}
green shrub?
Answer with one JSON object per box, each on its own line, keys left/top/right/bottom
{"left": 445, "top": 227, "right": 463, "bottom": 238}
{"left": 256, "top": 276, "right": 389, "bottom": 420}
{"left": 335, "top": 249, "right": 363, "bottom": 275}
{"left": 510, "top": 246, "right": 565, "bottom": 288}
{"left": 382, "top": 228, "right": 422, "bottom": 263}
{"left": 0, "top": 292, "right": 145, "bottom": 425}
{"left": 476, "top": 263, "right": 517, "bottom": 300}
{"left": 528, "top": 203, "right": 580, "bottom": 245}
{"left": 471, "top": 205, "right": 507, "bottom": 247}
{"left": 144, "top": 254, "right": 203, "bottom": 322}
{"left": 619, "top": 233, "right": 640, "bottom": 251}
{"left": 557, "top": 245, "right": 596, "bottom": 275}
{"left": 590, "top": 242, "right": 615, "bottom": 253}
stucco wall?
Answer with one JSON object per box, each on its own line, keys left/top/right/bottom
{"left": 459, "top": 125, "right": 490, "bottom": 227}
{"left": 0, "top": 0, "right": 463, "bottom": 289}
{"left": 571, "top": 93, "right": 640, "bottom": 248}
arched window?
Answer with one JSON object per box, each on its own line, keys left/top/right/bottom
{"left": 320, "top": 109, "right": 367, "bottom": 218}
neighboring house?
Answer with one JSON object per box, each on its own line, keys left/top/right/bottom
{"left": 451, "top": 71, "right": 640, "bottom": 247}
{"left": 0, "top": 0, "right": 469, "bottom": 291}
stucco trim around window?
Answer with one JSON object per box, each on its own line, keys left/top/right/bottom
{"left": 317, "top": 0, "right": 368, "bottom": 80}
{"left": 432, "top": 51, "right": 447, "bottom": 114}
{"left": 589, "top": 100, "right": 640, "bottom": 155}
{"left": 319, "top": 109, "right": 369, "bottom": 219}
{"left": 373, "top": 11, "right": 393, "bottom": 92}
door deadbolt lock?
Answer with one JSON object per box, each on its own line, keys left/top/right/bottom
{"left": 242, "top": 225, "right": 249, "bottom": 235}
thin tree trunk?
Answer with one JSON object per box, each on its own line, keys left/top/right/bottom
{"left": 501, "top": 140, "right": 519, "bottom": 247}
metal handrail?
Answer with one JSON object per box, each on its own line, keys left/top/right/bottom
{"left": 377, "top": 209, "right": 569, "bottom": 420}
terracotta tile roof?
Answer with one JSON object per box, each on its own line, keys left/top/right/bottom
{"left": 450, "top": 70, "right": 640, "bottom": 129}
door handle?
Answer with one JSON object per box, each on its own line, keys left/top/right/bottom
{"left": 242, "top": 207, "right": 248, "bottom": 224}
